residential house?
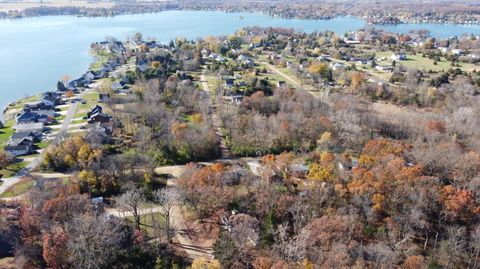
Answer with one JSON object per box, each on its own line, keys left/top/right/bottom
{"left": 451, "top": 49, "right": 464, "bottom": 56}
{"left": 87, "top": 70, "right": 107, "bottom": 80}
{"left": 87, "top": 112, "right": 111, "bottom": 124}
{"left": 86, "top": 105, "right": 111, "bottom": 124}
{"left": 238, "top": 55, "right": 255, "bottom": 67}
{"left": 4, "top": 131, "right": 37, "bottom": 156}
{"left": 99, "top": 94, "right": 110, "bottom": 103}
{"left": 214, "top": 55, "right": 226, "bottom": 63}
{"left": 350, "top": 57, "right": 368, "bottom": 65}
{"left": 68, "top": 77, "right": 87, "bottom": 88}
{"left": 111, "top": 82, "right": 123, "bottom": 92}
{"left": 137, "top": 60, "right": 149, "bottom": 72}
{"left": 14, "top": 122, "right": 45, "bottom": 133}
{"left": 316, "top": 55, "right": 331, "bottom": 62}
{"left": 375, "top": 65, "right": 394, "bottom": 73}
{"left": 85, "top": 72, "right": 96, "bottom": 82}
{"left": 344, "top": 38, "right": 361, "bottom": 45}
{"left": 391, "top": 53, "right": 407, "bottom": 61}
{"left": 87, "top": 105, "right": 103, "bottom": 119}
{"left": 330, "top": 62, "right": 345, "bottom": 71}
{"left": 24, "top": 100, "right": 54, "bottom": 111}
{"left": 4, "top": 144, "right": 33, "bottom": 157}
{"left": 10, "top": 131, "right": 40, "bottom": 143}
{"left": 16, "top": 110, "right": 40, "bottom": 124}
{"left": 224, "top": 77, "right": 235, "bottom": 88}
{"left": 223, "top": 95, "right": 244, "bottom": 105}
{"left": 42, "top": 91, "right": 61, "bottom": 105}
{"left": 85, "top": 122, "right": 113, "bottom": 146}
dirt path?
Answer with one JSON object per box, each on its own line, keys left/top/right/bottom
{"left": 110, "top": 164, "right": 214, "bottom": 260}
{"left": 263, "top": 62, "right": 302, "bottom": 88}
{"left": 167, "top": 178, "right": 214, "bottom": 260}
{"left": 199, "top": 72, "right": 233, "bottom": 159}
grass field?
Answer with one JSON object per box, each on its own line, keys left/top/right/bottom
{"left": 376, "top": 51, "right": 478, "bottom": 72}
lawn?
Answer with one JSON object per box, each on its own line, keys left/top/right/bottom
{"left": 376, "top": 51, "right": 477, "bottom": 72}
{"left": 71, "top": 118, "right": 87, "bottom": 125}
{"left": 126, "top": 211, "right": 165, "bottom": 237}
{"left": 35, "top": 140, "right": 50, "bottom": 150}
{"left": 82, "top": 91, "right": 100, "bottom": 102}
{"left": 0, "top": 161, "right": 28, "bottom": 178}
{"left": 0, "top": 178, "right": 35, "bottom": 198}
{"left": 55, "top": 114, "right": 66, "bottom": 122}
{"left": 73, "top": 93, "right": 99, "bottom": 119}
{"left": 0, "top": 121, "right": 15, "bottom": 150}
{"left": 7, "top": 94, "right": 40, "bottom": 110}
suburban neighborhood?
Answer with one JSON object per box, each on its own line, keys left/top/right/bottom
{"left": 0, "top": 21, "right": 480, "bottom": 269}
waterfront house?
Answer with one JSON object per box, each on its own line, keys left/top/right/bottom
{"left": 97, "top": 69, "right": 109, "bottom": 78}
{"left": 42, "top": 91, "right": 62, "bottom": 105}
{"left": 16, "top": 110, "right": 39, "bottom": 124}
{"left": 85, "top": 72, "right": 96, "bottom": 82}
{"left": 14, "top": 122, "right": 45, "bottom": 133}
{"left": 24, "top": 100, "right": 54, "bottom": 111}
{"left": 87, "top": 70, "right": 106, "bottom": 80}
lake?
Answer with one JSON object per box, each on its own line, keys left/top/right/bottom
{"left": 0, "top": 10, "right": 480, "bottom": 112}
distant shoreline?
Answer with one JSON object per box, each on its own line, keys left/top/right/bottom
{"left": 0, "top": 4, "right": 479, "bottom": 26}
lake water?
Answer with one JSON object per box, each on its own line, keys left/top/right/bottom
{"left": 0, "top": 10, "right": 480, "bottom": 112}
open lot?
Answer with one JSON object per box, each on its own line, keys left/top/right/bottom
{"left": 376, "top": 51, "right": 478, "bottom": 72}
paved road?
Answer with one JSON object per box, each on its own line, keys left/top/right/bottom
{"left": 0, "top": 87, "right": 95, "bottom": 197}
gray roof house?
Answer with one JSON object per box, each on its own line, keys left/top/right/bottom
{"left": 14, "top": 122, "right": 45, "bottom": 133}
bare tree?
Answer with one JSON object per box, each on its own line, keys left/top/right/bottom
{"left": 154, "top": 188, "right": 178, "bottom": 242}
{"left": 115, "top": 188, "right": 145, "bottom": 230}
{"left": 273, "top": 223, "right": 310, "bottom": 263}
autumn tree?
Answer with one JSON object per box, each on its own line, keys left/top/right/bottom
{"left": 350, "top": 71, "right": 365, "bottom": 92}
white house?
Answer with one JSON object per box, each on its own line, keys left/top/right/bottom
{"left": 391, "top": 53, "right": 407, "bottom": 61}
{"left": 330, "top": 62, "right": 345, "bottom": 71}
